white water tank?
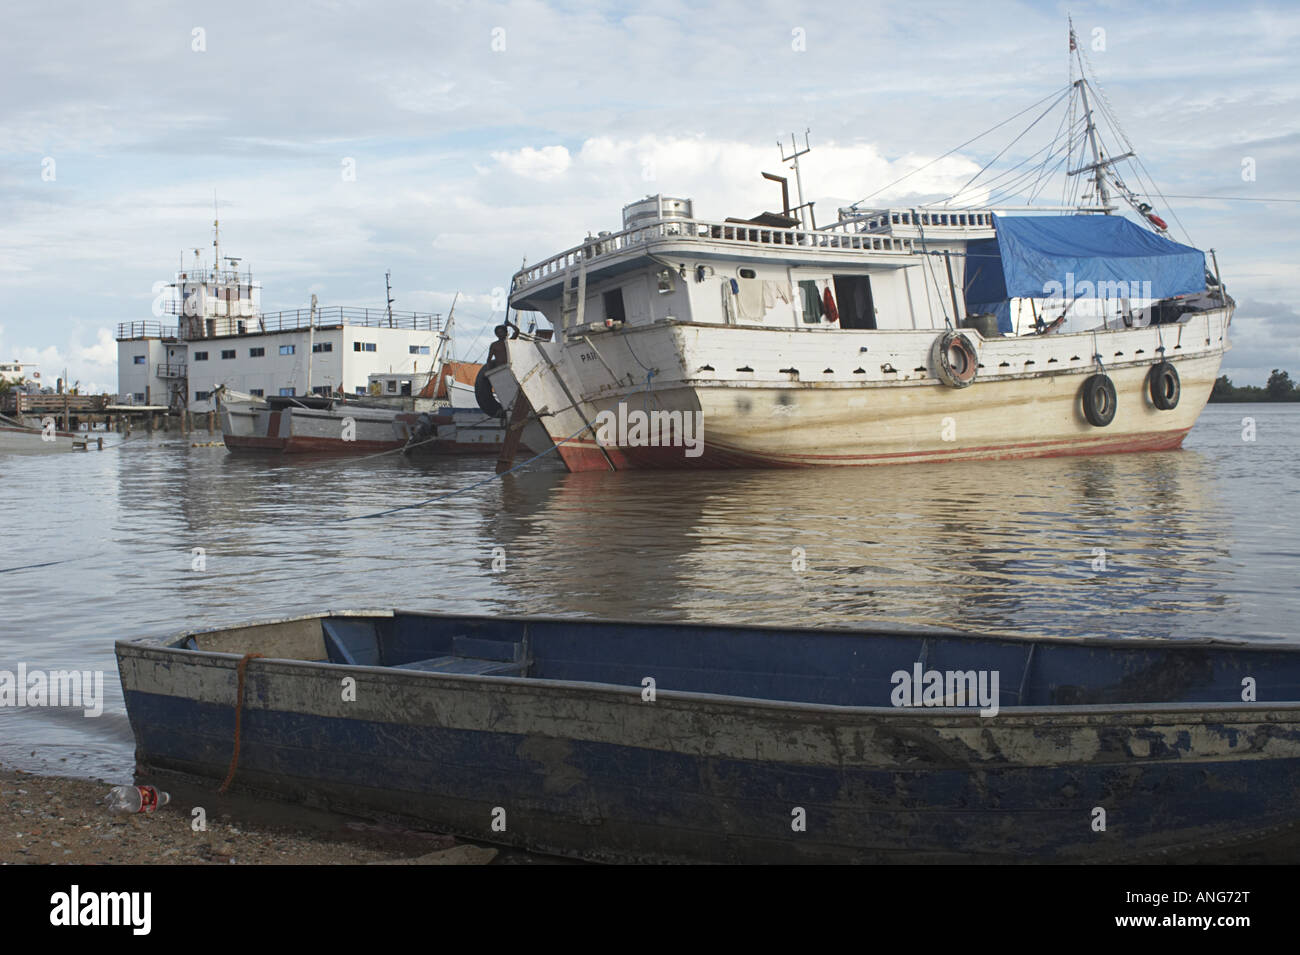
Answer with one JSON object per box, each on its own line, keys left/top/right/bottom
{"left": 622, "top": 195, "right": 694, "bottom": 230}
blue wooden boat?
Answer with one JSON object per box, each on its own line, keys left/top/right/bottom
{"left": 115, "top": 611, "right": 1300, "bottom": 863}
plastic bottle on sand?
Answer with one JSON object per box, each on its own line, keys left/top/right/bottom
{"left": 106, "top": 784, "right": 170, "bottom": 814}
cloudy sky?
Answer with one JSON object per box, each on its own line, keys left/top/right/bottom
{"left": 2, "top": 0, "right": 1297, "bottom": 392}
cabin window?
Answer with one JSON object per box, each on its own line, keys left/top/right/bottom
{"left": 313, "top": 342, "right": 332, "bottom": 353}
{"left": 739, "top": 268, "right": 756, "bottom": 279}
{"left": 133, "top": 392, "right": 145, "bottom": 402}
{"left": 400, "top": 380, "right": 412, "bottom": 396}
{"left": 280, "top": 345, "right": 295, "bottom": 355}
{"left": 249, "top": 347, "right": 265, "bottom": 357}
{"left": 409, "top": 345, "right": 430, "bottom": 355}
{"left": 193, "top": 351, "right": 208, "bottom": 361}
{"left": 194, "top": 390, "right": 211, "bottom": 400}
{"left": 656, "top": 269, "right": 675, "bottom": 294}
{"left": 355, "top": 386, "right": 366, "bottom": 395}
{"left": 797, "top": 280, "right": 824, "bottom": 324}
{"left": 353, "top": 341, "right": 376, "bottom": 352}
{"left": 221, "top": 349, "right": 236, "bottom": 359}
{"left": 604, "top": 288, "right": 626, "bottom": 323}
{"left": 249, "top": 389, "right": 264, "bottom": 397}
{"left": 133, "top": 355, "right": 146, "bottom": 364}
{"left": 311, "top": 385, "right": 331, "bottom": 396}
{"left": 386, "top": 380, "right": 397, "bottom": 393}
{"left": 279, "top": 387, "right": 296, "bottom": 396}
{"left": 833, "top": 275, "right": 876, "bottom": 330}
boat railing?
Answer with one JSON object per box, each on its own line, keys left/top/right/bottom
{"left": 118, "top": 309, "right": 441, "bottom": 341}
{"left": 514, "top": 217, "right": 922, "bottom": 290}
{"left": 116, "top": 321, "right": 179, "bottom": 340}
{"left": 253, "top": 307, "right": 442, "bottom": 333}
{"left": 833, "top": 208, "right": 996, "bottom": 234}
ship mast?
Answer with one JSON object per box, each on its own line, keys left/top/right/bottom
{"left": 1066, "top": 22, "right": 1131, "bottom": 213}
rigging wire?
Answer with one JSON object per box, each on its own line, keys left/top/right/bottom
{"left": 943, "top": 117, "right": 1087, "bottom": 208}
{"left": 850, "top": 85, "right": 1071, "bottom": 207}
{"left": 934, "top": 87, "right": 1073, "bottom": 207}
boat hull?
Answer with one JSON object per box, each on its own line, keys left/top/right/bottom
{"left": 116, "top": 610, "right": 1300, "bottom": 864}
{"left": 0, "top": 424, "right": 91, "bottom": 453}
{"left": 221, "top": 403, "right": 407, "bottom": 454}
{"left": 499, "top": 311, "right": 1229, "bottom": 471}
{"left": 220, "top": 402, "right": 532, "bottom": 456}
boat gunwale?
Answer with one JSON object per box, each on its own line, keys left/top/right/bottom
{"left": 132, "top": 606, "right": 1281, "bottom": 653}
{"left": 114, "top": 608, "right": 1300, "bottom": 721}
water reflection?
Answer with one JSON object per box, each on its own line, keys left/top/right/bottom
{"left": 0, "top": 406, "right": 1297, "bottom": 776}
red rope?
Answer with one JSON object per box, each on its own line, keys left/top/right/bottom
{"left": 219, "top": 652, "right": 264, "bottom": 794}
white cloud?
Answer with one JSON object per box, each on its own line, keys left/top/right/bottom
{"left": 491, "top": 145, "right": 572, "bottom": 181}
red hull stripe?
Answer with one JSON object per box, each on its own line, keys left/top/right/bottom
{"left": 553, "top": 428, "right": 1192, "bottom": 471}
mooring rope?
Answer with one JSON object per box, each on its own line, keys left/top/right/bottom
{"left": 219, "top": 652, "right": 264, "bottom": 794}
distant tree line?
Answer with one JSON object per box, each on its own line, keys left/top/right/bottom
{"left": 1209, "top": 369, "right": 1300, "bottom": 402}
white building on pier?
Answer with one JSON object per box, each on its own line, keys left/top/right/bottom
{"left": 117, "top": 242, "right": 442, "bottom": 413}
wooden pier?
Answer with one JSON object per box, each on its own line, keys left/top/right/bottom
{"left": 1, "top": 393, "right": 219, "bottom": 437}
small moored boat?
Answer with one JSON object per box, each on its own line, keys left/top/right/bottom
{"left": 116, "top": 612, "right": 1300, "bottom": 863}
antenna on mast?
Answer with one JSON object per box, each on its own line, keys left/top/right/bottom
{"left": 212, "top": 191, "right": 221, "bottom": 276}
{"left": 779, "top": 130, "right": 813, "bottom": 228}
{"left": 385, "top": 270, "right": 395, "bottom": 327}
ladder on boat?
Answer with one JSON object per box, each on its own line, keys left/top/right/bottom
{"left": 560, "top": 245, "right": 589, "bottom": 330}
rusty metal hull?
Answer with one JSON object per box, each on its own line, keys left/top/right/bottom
{"left": 116, "top": 612, "right": 1300, "bottom": 863}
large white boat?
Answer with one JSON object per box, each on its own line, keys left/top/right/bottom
{"left": 487, "top": 41, "right": 1232, "bottom": 472}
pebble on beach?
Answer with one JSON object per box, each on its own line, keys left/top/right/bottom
{"left": 0, "top": 765, "right": 498, "bottom": 866}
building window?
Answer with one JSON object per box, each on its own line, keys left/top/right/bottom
{"left": 604, "top": 288, "right": 626, "bottom": 323}
{"left": 280, "top": 345, "right": 295, "bottom": 355}
{"left": 409, "top": 345, "right": 430, "bottom": 355}
{"left": 279, "top": 387, "right": 296, "bottom": 396}
{"left": 193, "top": 351, "right": 209, "bottom": 361}
{"left": 195, "top": 390, "right": 211, "bottom": 400}
{"left": 133, "top": 392, "right": 145, "bottom": 402}
{"left": 221, "top": 349, "right": 236, "bottom": 359}
{"left": 249, "top": 388, "right": 264, "bottom": 397}
{"left": 249, "top": 347, "right": 265, "bottom": 357}
{"left": 311, "top": 385, "right": 331, "bottom": 396}
{"left": 133, "top": 355, "right": 146, "bottom": 365}
{"left": 313, "top": 342, "right": 332, "bottom": 353}
{"left": 354, "top": 341, "right": 377, "bottom": 352}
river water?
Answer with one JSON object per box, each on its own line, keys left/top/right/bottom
{"left": 1, "top": 403, "right": 1296, "bottom": 779}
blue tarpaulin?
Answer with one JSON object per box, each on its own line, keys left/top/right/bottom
{"left": 964, "top": 215, "right": 1206, "bottom": 332}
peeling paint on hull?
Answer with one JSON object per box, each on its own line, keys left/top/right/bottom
{"left": 116, "top": 611, "right": 1300, "bottom": 864}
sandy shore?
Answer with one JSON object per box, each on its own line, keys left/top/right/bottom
{"left": 0, "top": 763, "right": 506, "bottom": 865}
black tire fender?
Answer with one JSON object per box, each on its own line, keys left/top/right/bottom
{"left": 1148, "top": 361, "right": 1180, "bottom": 411}
{"left": 930, "top": 331, "right": 979, "bottom": 388}
{"left": 474, "top": 366, "right": 504, "bottom": 419}
{"left": 1081, "top": 373, "right": 1118, "bottom": 427}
